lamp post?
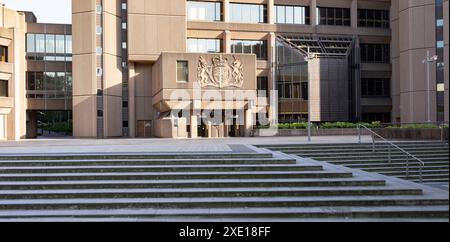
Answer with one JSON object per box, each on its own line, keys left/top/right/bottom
{"left": 422, "top": 51, "right": 438, "bottom": 123}
{"left": 304, "top": 47, "right": 315, "bottom": 142}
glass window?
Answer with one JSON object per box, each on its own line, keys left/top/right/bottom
{"left": 35, "top": 34, "right": 46, "bottom": 53}
{"left": 230, "top": 3, "right": 266, "bottom": 23}
{"left": 45, "top": 34, "right": 55, "bottom": 54}
{"left": 276, "top": 6, "right": 285, "bottom": 23}
{"left": 27, "top": 72, "right": 36, "bottom": 90}
{"left": 360, "top": 44, "right": 390, "bottom": 63}
{"left": 187, "top": 38, "right": 221, "bottom": 53}
{"left": 317, "top": 7, "right": 350, "bottom": 26}
{"left": 55, "top": 35, "right": 65, "bottom": 54}
{"left": 276, "top": 5, "right": 309, "bottom": 25}
{"left": 0, "top": 80, "right": 7, "bottom": 97}
{"left": 0, "top": 45, "right": 7, "bottom": 62}
{"left": 285, "top": 6, "right": 294, "bottom": 24}
{"left": 231, "top": 39, "right": 267, "bottom": 60}
{"left": 187, "top": 1, "right": 221, "bottom": 21}
{"left": 358, "top": 9, "right": 390, "bottom": 28}
{"left": 65, "top": 35, "right": 72, "bottom": 54}
{"left": 176, "top": 61, "right": 189, "bottom": 83}
{"left": 27, "top": 34, "right": 35, "bottom": 53}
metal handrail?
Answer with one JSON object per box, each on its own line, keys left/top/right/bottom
{"left": 357, "top": 124, "right": 425, "bottom": 183}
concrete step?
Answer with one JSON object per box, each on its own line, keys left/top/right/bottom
{"left": 379, "top": 170, "right": 449, "bottom": 176}
{"left": 0, "top": 164, "right": 322, "bottom": 174}
{"left": 0, "top": 158, "right": 297, "bottom": 167}
{"left": 273, "top": 146, "right": 448, "bottom": 153}
{"left": 331, "top": 159, "right": 448, "bottom": 166}
{"left": 261, "top": 142, "right": 449, "bottom": 150}
{"left": 396, "top": 173, "right": 449, "bottom": 180}
{"left": 303, "top": 154, "right": 448, "bottom": 161}
{"left": 0, "top": 178, "right": 386, "bottom": 190}
{"left": 360, "top": 166, "right": 449, "bottom": 173}
{"left": 0, "top": 206, "right": 447, "bottom": 220}
{"left": 0, "top": 186, "right": 423, "bottom": 200}
{"left": 290, "top": 151, "right": 449, "bottom": 158}
{"left": 0, "top": 196, "right": 447, "bottom": 210}
{"left": 0, "top": 153, "right": 274, "bottom": 161}
{"left": 0, "top": 171, "right": 354, "bottom": 181}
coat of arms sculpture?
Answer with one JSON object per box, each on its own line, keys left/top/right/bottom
{"left": 198, "top": 55, "right": 244, "bottom": 88}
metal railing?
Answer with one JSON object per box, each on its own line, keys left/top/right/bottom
{"left": 357, "top": 124, "right": 425, "bottom": 183}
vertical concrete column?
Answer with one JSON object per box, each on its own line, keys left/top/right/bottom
{"left": 268, "top": 32, "right": 277, "bottom": 124}
{"left": 223, "top": 0, "right": 230, "bottom": 22}
{"left": 190, "top": 113, "right": 198, "bottom": 139}
{"left": 223, "top": 30, "right": 231, "bottom": 53}
{"left": 351, "top": 0, "right": 358, "bottom": 28}
{"left": 310, "top": 0, "right": 317, "bottom": 26}
{"left": 268, "top": 0, "right": 275, "bottom": 24}
{"left": 0, "top": 115, "right": 5, "bottom": 140}
{"left": 207, "top": 121, "right": 212, "bottom": 138}
{"left": 245, "top": 108, "right": 253, "bottom": 137}
{"left": 128, "top": 62, "right": 136, "bottom": 138}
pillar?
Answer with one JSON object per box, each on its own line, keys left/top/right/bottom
{"left": 223, "top": 0, "right": 230, "bottom": 22}
{"left": 245, "top": 108, "right": 253, "bottom": 137}
{"left": 268, "top": 0, "right": 275, "bottom": 24}
{"left": 223, "top": 30, "right": 231, "bottom": 53}
{"left": 190, "top": 114, "right": 198, "bottom": 138}
{"left": 351, "top": 0, "right": 358, "bottom": 28}
{"left": 0, "top": 115, "right": 5, "bottom": 140}
{"left": 128, "top": 62, "right": 136, "bottom": 138}
{"left": 311, "top": 0, "right": 317, "bottom": 26}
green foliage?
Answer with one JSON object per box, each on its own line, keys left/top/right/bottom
{"left": 387, "top": 124, "right": 440, "bottom": 129}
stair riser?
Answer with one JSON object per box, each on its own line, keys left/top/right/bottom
{"left": 0, "top": 173, "right": 354, "bottom": 181}
{"left": 0, "top": 181, "right": 386, "bottom": 190}
{"left": 0, "top": 200, "right": 447, "bottom": 210}
{"left": 291, "top": 153, "right": 449, "bottom": 158}
{"left": 353, "top": 167, "right": 449, "bottom": 172}
{"left": 273, "top": 147, "right": 449, "bottom": 153}
{"left": 337, "top": 162, "right": 449, "bottom": 166}
{"left": 0, "top": 166, "right": 323, "bottom": 174}
{"left": 0, "top": 189, "right": 423, "bottom": 200}
{"left": 303, "top": 155, "right": 448, "bottom": 161}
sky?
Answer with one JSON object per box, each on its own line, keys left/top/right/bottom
{"left": 3, "top": 0, "right": 71, "bottom": 24}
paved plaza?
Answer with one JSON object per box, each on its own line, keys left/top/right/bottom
{"left": 0, "top": 136, "right": 375, "bottom": 155}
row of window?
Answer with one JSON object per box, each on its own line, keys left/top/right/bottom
{"left": 26, "top": 34, "right": 72, "bottom": 54}
{"left": 358, "top": 9, "right": 390, "bottom": 28}
{"left": 230, "top": 40, "right": 267, "bottom": 60}
{"left": 187, "top": 1, "right": 389, "bottom": 28}
{"left": 361, "top": 78, "right": 390, "bottom": 97}
{"left": 360, "top": 44, "right": 390, "bottom": 63}
{"left": 187, "top": 38, "right": 222, "bottom": 53}
{"left": 26, "top": 71, "right": 72, "bottom": 99}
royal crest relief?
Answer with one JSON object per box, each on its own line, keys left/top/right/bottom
{"left": 197, "top": 55, "right": 244, "bottom": 88}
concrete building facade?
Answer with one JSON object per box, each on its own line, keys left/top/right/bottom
{"left": 0, "top": 0, "right": 448, "bottom": 140}
{"left": 0, "top": 4, "right": 72, "bottom": 141}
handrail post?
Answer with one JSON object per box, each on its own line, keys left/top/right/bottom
{"left": 358, "top": 126, "right": 361, "bottom": 144}
{"left": 372, "top": 134, "right": 375, "bottom": 153}
{"left": 419, "top": 167, "right": 423, "bottom": 183}
{"left": 406, "top": 155, "right": 409, "bottom": 178}
{"left": 388, "top": 145, "right": 391, "bottom": 164}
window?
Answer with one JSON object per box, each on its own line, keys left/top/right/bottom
{"left": 26, "top": 33, "right": 72, "bottom": 61}
{"left": 0, "top": 46, "right": 7, "bottom": 62}
{"left": 275, "top": 5, "right": 310, "bottom": 25}
{"left": 317, "top": 7, "right": 350, "bottom": 26}
{"left": 0, "top": 80, "right": 7, "bottom": 97}
{"left": 358, "top": 9, "right": 390, "bottom": 28}
{"left": 187, "top": 38, "right": 221, "bottom": 53}
{"left": 45, "top": 34, "right": 55, "bottom": 54}
{"left": 27, "top": 34, "right": 35, "bottom": 53}
{"left": 177, "top": 61, "right": 189, "bottom": 83}
{"left": 257, "top": 76, "right": 269, "bottom": 97}
{"left": 55, "top": 35, "right": 65, "bottom": 54}
{"left": 187, "top": 1, "right": 221, "bottom": 21}
{"left": 361, "top": 78, "right": 390, "bottom": 97}
{"left": 360, "top": 44, "right": 390, "bottom": 63}
{"left": 26, "top": 71, "right": 72, "bottom": 99}
{"left": 231, "top": 40, "right": 267, "bottom": 60}
{"left": 230, "top": 3, "right": 266, "bottom": 23}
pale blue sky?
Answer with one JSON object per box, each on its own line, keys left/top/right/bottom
{"left": 3, "top": 0, "right": 71, "bottom": 24}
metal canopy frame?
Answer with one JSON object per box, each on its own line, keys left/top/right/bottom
{"left": 277, "top": 34, "right": 355, "bottom": 58}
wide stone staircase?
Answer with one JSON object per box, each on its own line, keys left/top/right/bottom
{"left": 0, "top": 151, "right": 448, "bottom": 221}
{"left": 260, "top": 141, "right": 449, "bottom": 183}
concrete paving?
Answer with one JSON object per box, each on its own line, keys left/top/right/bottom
{"left": 0, "top": 136, "right": 374, "bottom": 155}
